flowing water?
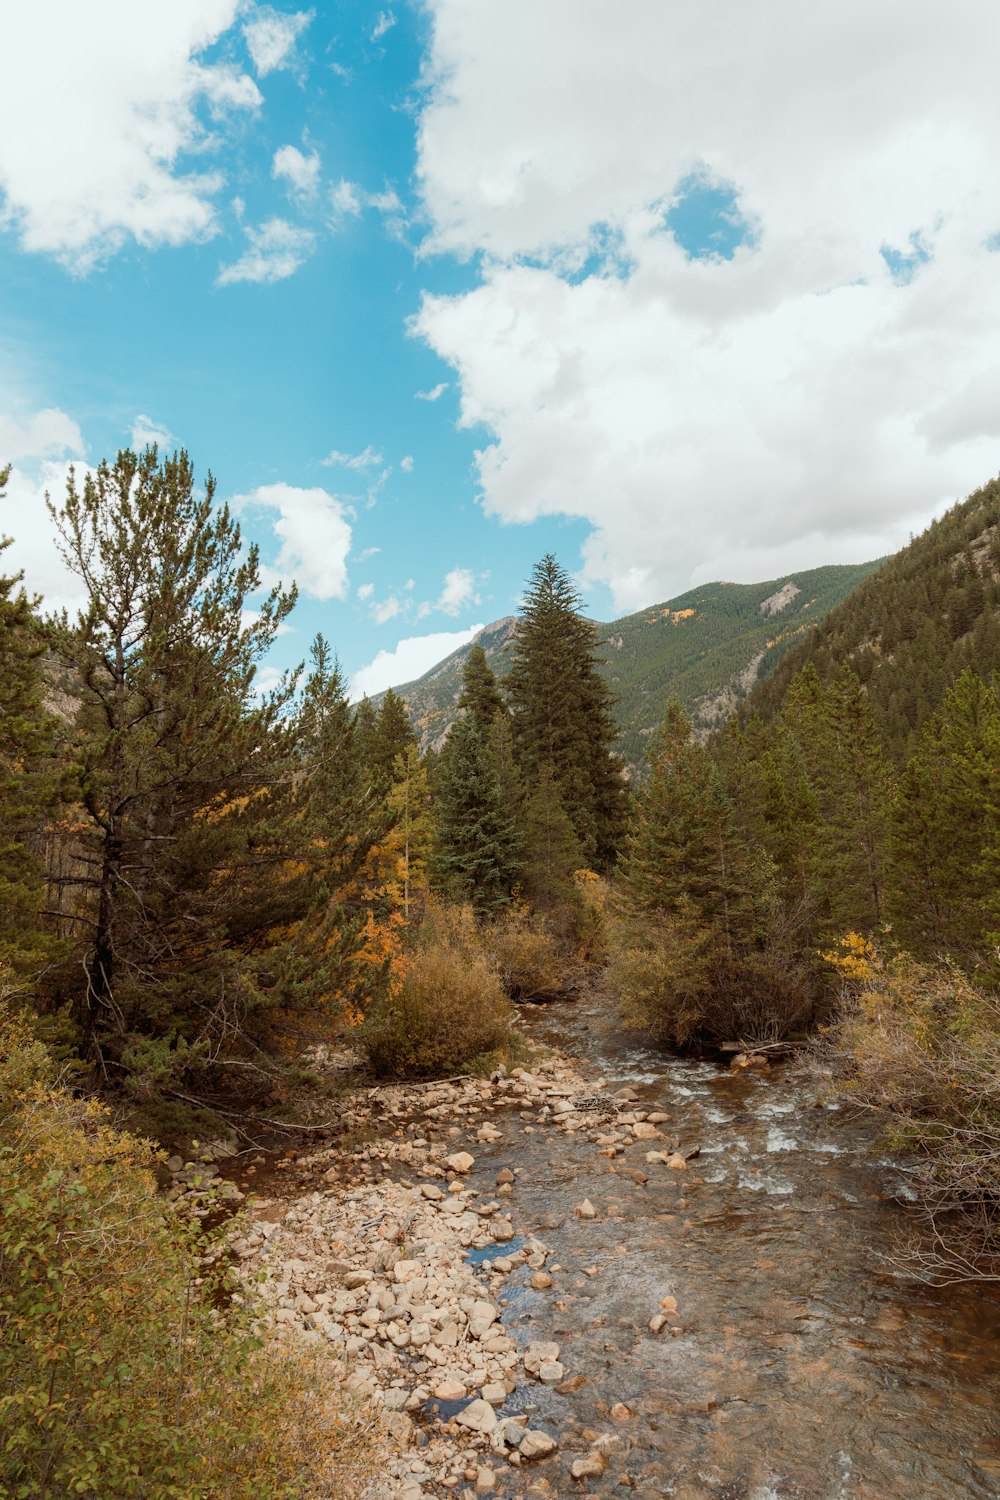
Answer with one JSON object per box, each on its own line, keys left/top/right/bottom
{"left": 466, "top": 992, "right": 1000, "bottom": 1499}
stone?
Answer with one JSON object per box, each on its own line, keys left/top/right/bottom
{"left": 575, "top": 1198, "right": 597, "bottom": 1219}
{"left": 609, "top": 1403, "right": 632, "bottom": 1422}
{"left": 571, "top": 1454, "right": 607, "bottom": 1480}
{"left": 529, "top": 1271, "right": 552, "bottom": 1290}
{"left": 659, "top": 1295, "right": 678, "bottom": 1314}
{"left": 475, "top": 1467, "right": 496, "bottom": 1494}
{"left": 555, "top": 1374, "right": 588, "bottom": 1394}
{"left": 343, "top": 1271, "right": 372, "bottom": 1289}
{"left": 648, "top": 1313, "right": 667, "bottom": 1334}
{"left": 524, "top": 1341, "right": 560, "bottom": 1375}
{"left": 480, "top": 1381, "right": 506, "bottom": 1404}
{"left": 519, "top": 1430, "right": 558, "bottom": 1460}
{"left": 447, "top": 1152, "right": 475, "bottom": 1174}
{"left": 537, "top": 1360, "right": 565, "bottom": 1384}
{"left": 456, "top": 1399, "right": 497, "bottom": 1434}
{"left": 434, "top": 1378, "right": 468, "bottom": 1400}
{"left": 631, "top": 1122, "right": 662, "bottom": 1139}
{"left": 469, "top": 1300, "right": 499, "bottom": 1338}
{"left": 667, "top": 1154, "right": 687, "bottom": 1171}
{"left": 393, "top": 1259, "right": 424, "bottom": 1283}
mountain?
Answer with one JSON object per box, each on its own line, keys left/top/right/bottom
{"left": 742, "top": 475, "right": 1000, "bottom": 760}
{"left": 378, "top": 560, "right": 880, "bottom": 768}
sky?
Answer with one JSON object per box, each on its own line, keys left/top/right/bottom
{"left": 2, "top": 2, "right": 1000, "bottom": 700}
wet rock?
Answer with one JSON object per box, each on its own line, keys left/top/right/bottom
{"left": 496, "top": 1168, "right": 515, "bottom": 1186}
{"left": 519, "top": 1430, "right": 558, "bottom": 1460}
{"left": 666, "top": 1154, "right": 687, "bottom": 1170}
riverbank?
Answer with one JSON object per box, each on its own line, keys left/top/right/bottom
{"left": 214, "top": 994, "right": 1000, "bottom": 1500}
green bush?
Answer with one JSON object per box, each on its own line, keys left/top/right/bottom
{"left": 362, "top": 905, "right": 514, "bottom": 1077}
{"left": 0, "top": 991, "right": 383, "bottom": 1499}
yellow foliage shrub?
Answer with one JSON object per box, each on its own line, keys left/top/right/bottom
{"left": 479, "top": 907, "right": 564, "bottom": 1000}
{"left": 0, "top": 990, "right": 384, "bottom": 1498}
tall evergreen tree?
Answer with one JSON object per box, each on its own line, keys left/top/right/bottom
{"left": 458, "top": 643, "right": 507, "bottom": 735}
{"left": 362, "top": 689, "right": 416, "bottom": 796}
{"left": 432, "top": 714, "right": 518, "bottom": 916}
{"left": 48, "top": 448, "right": 298, "bottom": 1091}
{"left": 887, "top": 668, "right": 1000, "bottom": 961}
{"left": 0, "top": 467, "right": 62, "bottom": 984}
{"left": 519, "top": 762, "right": 582, "bottom": 911}
{"left": 505, "top": 554, "right": 626, "bottom": 868}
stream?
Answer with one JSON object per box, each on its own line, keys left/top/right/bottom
{"left": 461, "top": 990, "right": 1000, "bottom": 1499}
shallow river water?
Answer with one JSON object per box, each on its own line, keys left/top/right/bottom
{"left": 464, "top": 992, "right": 1000, "bottom": 1500}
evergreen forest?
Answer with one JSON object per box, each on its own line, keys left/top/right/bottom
{"left": 3, "top": 450, "right": 1000, "bottom": 1493}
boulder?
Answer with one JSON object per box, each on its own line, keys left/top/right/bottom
{"left": 519, "top": 1430, "right": 558, "bottom": 1460}
{"left": 447, "top": 1151, "right": 475, "bottom": 1174}
{"left": 456, "top": 1398, "right": 498, "bottom": 1434}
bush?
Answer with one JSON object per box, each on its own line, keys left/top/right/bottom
{"left": 361, "top": 905, "right": 515, "bottom": 1077}
{"left": 0, "top": 990, "right": 383, "bottom": 1499}
{"left": 610, "top": 903, "right": 812, "bottom": 1048}
{"left": 825, "top": 935, "right": 1000, "bottom": 1282}
{"left": 480, "top": 907, "right": 564, "bottom": 1000}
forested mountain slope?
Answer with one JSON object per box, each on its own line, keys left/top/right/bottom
{"left": 379, "top": 562, "right": 879, "bottom": 766}
{"left": 743, "top": 475, "right": 1000, "bottom": 759}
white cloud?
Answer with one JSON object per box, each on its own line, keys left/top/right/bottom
{"left": 233, "top": 482, "right": 351, "bottom": 600}
{"left": 356, "top": 581, "right": 375, "bottom": 600}
{"left": 351, "top": 623, "right": 485, "bottom": 700}
{"left": 415, "top": 382, "right": 449, "bottom": 402}
{"left": 418, "top": 565, "right": 479, "bottom": 618}
{"left": 243, "top": 6, "right": 312, "bottom": 76}
{"left": 330, "top": 179, "right": 363, "bottom": 217}
{"left": 272, "top": 144, "right": 321, "bottom": 199}
{"left": 371, "top": 11, "right": 396, "bottom": 42}
{"left": 131, "top": 413, "right": 173, "bottom": 451}
{"left": 373, "top": 595, "right": 402, "bottom": 625}
{"left": 217, "top": 218, "right": 316, "bottom": 285}
{"left": 0, "top": 2, "right": 260, "bottom": 270}
{"left": 400, "top": 455, "right": 414, "bottom": 472}
{"left": 414, "top": 0, "right": 1000, "bottom": 609}
{"left": 320, "top": 444, "right": 383, "bottom": 471}
{"left": 0, "top": 408, "right": 84, "bottom": 462}
{"left": 358, "top": 545, "right": 380, "bottom": 561}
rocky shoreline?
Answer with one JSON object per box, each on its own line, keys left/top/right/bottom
{"left": 210, "top": 1044, "right": 694, "bottom": 1499}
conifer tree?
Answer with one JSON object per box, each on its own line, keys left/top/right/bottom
{"left": 520, "top": 762, "right": 582, "bottom": 911}
{"left": 0, "top": 468, "right": 62, "bottom": 983}
{"left": 48, "top": 448, "right": 297, "bottom": 1090}
{"left": 458, "top": 643, "right": 507, "bottom": 735}
{"left": 432, "top": 714, "right": 518, "bottom": 916}
{"left": 364, "top": 689, "right": 416, "bottom": 796}
{"left": 505, "top": 554, "right": 626, "bottom": 868}
{"left": 887, "top": 668, "right": 1000, "bottom": 960}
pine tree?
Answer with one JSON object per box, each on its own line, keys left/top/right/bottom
{"left": 48, "top": 448, "right": 298, "bottom": 1090}
{"left": 887, "top": 668, "right": 1000, "bottom": 961}
{"left": 0, "top": 467, "right": 62, "bottom": 984}
{"left": 432, "top": 714, "right": 519, "bottom": 916}
{"left": 364, "top": 689, "right": 416, "bottom": 796}
{"left": 505, "top": 554, "right": 626, "bottom": 868}
{"left": 520, "top": 762, "right": 582, "bottom": 911}
{"left": 457, "top": 643, "right": 507, "bottom": 734}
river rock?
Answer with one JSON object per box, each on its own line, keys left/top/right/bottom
{"left": 649, "top": 1313, "right": 668, "bottom": 1334}
{"left": 571, "top": 1454, "right": 607, "bottom": 1480}
{"left": 575, "top": 1198, "right": 597, "bottom": 1219}
{"left": 609, "top": 1402, "right": 632, "bottom": 1422}
{"left": 447, "top": 1151, "right": 475, "bottom": 1173}
{"left": 667, "top": 1153, "right": 687, "bottom": 1170}
{"left": 475, "top": 1466, "right": 496, "bottom": 1493}
{"left": 434, "top": 1378, "right": 468, "bottom": 1400}
{"left": 632, "top": 1122, "right": 662, "bottom": 1139}
{"left": 519, "top": 1430, "right": 558, "bottom": 1460}
{"left": 530, "top": 1271, "right": 552, "bottom": 1290}
{"left": 537, "top": 1359, "right": 565, "bottom": 1384}
{"left": 496, "top": 1168, "right": 515, "bottom": 1185}
{"left": 456, "top": 1398, "right": 498, "bottom": 1433}
{"left": 469, "top": 1300, "right": 499, "bottom": 1338}
{"left": 524, "top": 1340, "right": 560, "bottom": 1375}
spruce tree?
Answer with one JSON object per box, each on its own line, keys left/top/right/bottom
{"left": 520, "top": 762, "right": 582, "bottom": 911}
{"left": 364, "top": 689, "right": 416, "bottom": 796}
{"left": 505, "top": 554, "right": 626, "bottom": 868}
{"left": 458, "top": 643, "right": 507, "bottom": 734}
{"left": 48, "top": 448, "right": 297, "bottom": 1091}
{"left": 0, "top": 467, "right": 62, "bottom": 984}
{"left": 432, "top": 714, "right": 518, "bottom": 916}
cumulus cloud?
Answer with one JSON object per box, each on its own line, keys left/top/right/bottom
{"left": 350, "top": 623, "right": 485, "bottom": 700}
{"left": 217, "top": 218, "right": 316, "bottom": 285}
{"left": 243, "top": 6, "right": 312, "bottom": 76}
{"left": 233, "top": 482, "right": 351, "bottom": 599}
{"left": 356, "top": 581, "right": 375, "bottom": 600}
{"left": 272, "top": 144, "right": 321, "bottom": 199}
{"left": 320, "top": 444, "right": 383, "bottom": 470}
{"left": 330, "top": 179, "right": 363, "bottom": 217}
{"left": 372, "top": 595, "right": 401, "bottom": 624}
{"left": 131, "top": 413, "right": 173, "bottom": 451}
{"left": 0, "top": 404, "right": 88, "bottom": 610}
{"left": 0, "top": 2, "right": 260, "bottom": 270}
{"left": 418, "top": 565, "right": 479, "bottom": 618}
{"left": 414, "top": 0, "right": 1000, "bottom": 608}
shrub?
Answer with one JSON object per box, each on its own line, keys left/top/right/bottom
{"left": 825, "top": 936, "right": 1000, "bottom": 1282}
{"left": 0, "top": 990, "right": 383, "bottom": 1499}
{"left": 480, "top": 907, "right": 564, "bottom": 1000}
{"left": 610, "top": 903, "right": 812, "bottom": 1048}
{"left": 361, "top": 905, "right": 514, "bottom": 1077}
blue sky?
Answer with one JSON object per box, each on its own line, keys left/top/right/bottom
{"left": 2, "top": 2, "right": 999, "bottom": 697}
